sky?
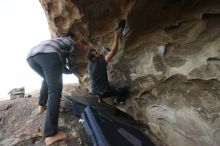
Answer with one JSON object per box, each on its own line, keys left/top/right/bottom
{"left": 0, "top": 0, "right": 78, "bottom": 101}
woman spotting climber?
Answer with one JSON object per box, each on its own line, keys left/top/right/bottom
{"left": 27, "top": 32, "right": 79, "bottom": 145}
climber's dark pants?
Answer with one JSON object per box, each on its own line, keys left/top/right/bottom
{"left": 27, "top": 53, "right": 63, "bottom": 137}
{"left": 94, "top": 86, "right": 128, "bottom": 102}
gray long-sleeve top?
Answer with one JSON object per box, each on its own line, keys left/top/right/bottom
{"left": 27, "top": 36, "right": 75, "bottom": 74}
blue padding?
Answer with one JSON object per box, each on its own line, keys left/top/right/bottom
{"left": 82, "top": 106, "right": 109, "bottom": 146}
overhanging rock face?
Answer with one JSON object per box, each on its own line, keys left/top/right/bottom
{"left": 40, "top": 0, "right": 220, "bottom": 146}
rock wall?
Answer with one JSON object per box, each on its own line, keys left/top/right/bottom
{"left": 39, "top": 0, "right": 220, "bottom": 146}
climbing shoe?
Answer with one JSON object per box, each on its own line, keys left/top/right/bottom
{"left": 115, "top": 19, "right": 127, "bottom": 31}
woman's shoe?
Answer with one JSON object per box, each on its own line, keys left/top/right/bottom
{"left": 115, "top": 19, "right": 127, "bottom": 31}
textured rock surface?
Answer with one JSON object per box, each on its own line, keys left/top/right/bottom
{"left": 0, "top": 86, "right": 89, "bottom": 146}
{"left": 4, "top": 0, "right": 219, "bottom": 146}
{"left": 0, "top": 85, "right": 153, "bottom": 146}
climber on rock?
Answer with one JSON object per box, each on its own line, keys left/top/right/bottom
{"left": 86, "top": 19, "right": 128, "bottom": 104}
{"left": 26, "top": 31, "right": 80, "bottom": 145}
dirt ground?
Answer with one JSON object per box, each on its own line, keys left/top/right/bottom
{"left": 0, "top": 84, "right": 90, "bottom": 146}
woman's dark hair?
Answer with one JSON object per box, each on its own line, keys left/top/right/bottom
{"left": 86, "top": 48, "right": 96, "bottom": 61}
